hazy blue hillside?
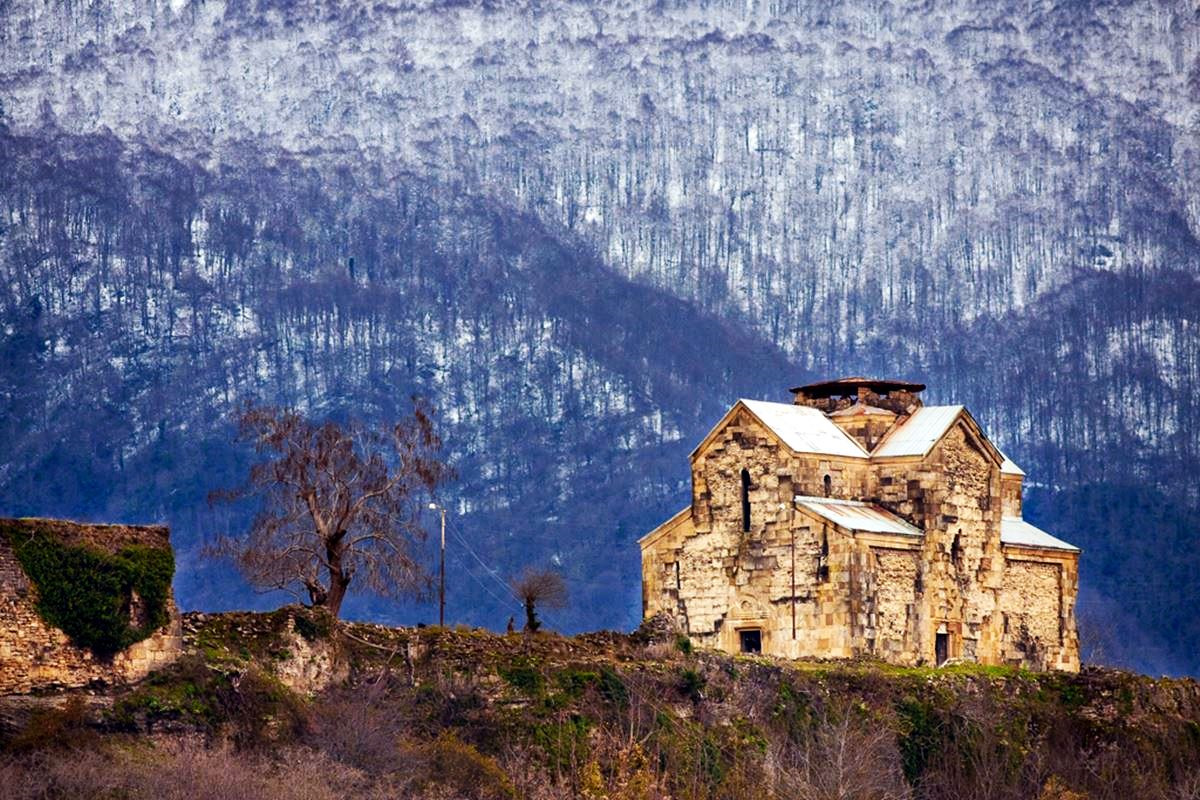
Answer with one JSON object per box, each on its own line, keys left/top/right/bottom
{"left": 0, "top": 126, "right": 797, "bottom": 631}
{"left": 1, "top": 0, "right": 1199, "bottom": 674}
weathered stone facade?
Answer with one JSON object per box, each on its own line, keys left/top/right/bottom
{"left": 0, "top": 519, "right": 182, "bottom": 694}
{"left": 641, "top": 378, "right": 1080, "bottom": 671}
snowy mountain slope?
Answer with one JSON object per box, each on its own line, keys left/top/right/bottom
{"left": 0, "top": 127, "right": 796, "bottom": 629}
{"left": 1, "top": 1, "right": 1199, "bottom": 672}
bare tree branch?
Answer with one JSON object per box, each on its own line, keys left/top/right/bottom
{"left": 206, "top": 399, "right": 452, "bottom": 618}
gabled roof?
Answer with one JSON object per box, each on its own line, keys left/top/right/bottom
{"left": 691, "top": 399, "right": 869, "bottom": 460}
{"left": 740, "top": 400, "right": 870, "bottom": 459}
{"left": 638, "top": 506, "right": 692, "bottom": 549}
{"left": 871, "top": 404, "right": 1005, "bottom": 469}
{"left": 997, "top": 450, "right": 1026, "bottom": 477}
{"left": 794, "top": 496, "right": 922, "bottom": 537}
{"left": 1000, "top": 517, "right": 1079, "bottom": 552}
{"left": 871, "top": 405, "right": 965, "bottom": 457}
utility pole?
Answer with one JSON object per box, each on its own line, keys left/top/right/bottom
{"left": 429, "top": 502, "right": 446, "bottom": 627}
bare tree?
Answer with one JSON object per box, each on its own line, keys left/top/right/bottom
{"left": 209, "top": 401, "right": 451, "bottom": 618}
{"left": 510, "top": 567, "right": 568, "bottom": 632}
{"left": 770, "top": 700, "right": 911, "bottom": 800}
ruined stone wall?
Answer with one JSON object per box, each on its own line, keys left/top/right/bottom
{"left": 640, "top": 511, "right": 692, "bottom": 627}
{"left": 1000, "top": 551, "right": 1080, "bottom": 671}
{"left": 859, "top": 545, "right": 922, "bottom": 663}
{"left": 831, "top": 413, "right": 898, "bottom": 452}
{"left": 0, "top": 526, "right": 182, "bottom": 695}
{"left": 793, "top": 389, "right": 923, "bottom": 416}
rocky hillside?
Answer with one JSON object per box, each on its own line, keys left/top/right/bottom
{"left": 2, "top": 609, "right": 1200, "bottom": 800}
{"left": 1, "top": 0, "right": 1199, "bottom": 673}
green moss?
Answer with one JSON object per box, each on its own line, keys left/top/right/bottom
{"left": 598, "top": 667, "right": 629, "bottom": 707}
{"left": 772, "top": 680, "right": 814, "bottom": 741}
{"left": 678, "top": 667, "right": 706, "bottom": 701}
{"left": 110, "top": 655, "right": 305, "bottom": 748}
{"left": 291, "top": 608, "right": 333, "bottom": 642}
{"left": 110, "top": 655, "right": 229, "bottom": 728}
{"left": 897, "top": 695, "right": 944, "bottom": 783}
{"left": 554, "top": 667, "right": 600, "bottom": 699}
{"left": 188, "top": 608, "right": 322, "bottom": 666}
{"left": 543, "top": 666, "right": 628, "bottom": 712}
{"left": 532, "top": 715, "right": 591, "bottom": 773}
{"left": 2, "top": 522, "right": 174, "bottom": 656}
{"left": 499, "top": 660, "right": 545, "bottom": 697}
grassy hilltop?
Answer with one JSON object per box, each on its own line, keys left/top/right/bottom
{"left": 3, "top": 609, "right": 1200, "bottom": 800}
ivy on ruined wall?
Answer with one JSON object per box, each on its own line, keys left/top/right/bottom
{"left": 0, "top": 521, "right": 175, "bottom": 656}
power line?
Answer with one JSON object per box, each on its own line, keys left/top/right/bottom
{"left": 446, "top": 549, "right": 522, "bottom": 615}
{"left": 443, "top": 514, "right": 526, "bottom": 604}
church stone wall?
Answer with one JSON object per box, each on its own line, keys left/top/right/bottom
{"left": 1000, "top": 551, "right": 1080, "bottom": 671}
{"left": 0, "top": 522, "right": 182, "bottom": 695}
{"left": 640, "top": 511, "right": 692, "bottom": 627}
{"left": 864, "top": 547, "right": 921, "bottom": 663}
{"left": 871, "top": 422, "right": 1008, "bottom": 665}
{"left": 1001, "top": 475, "right": 1023, "bottom": 517}
{"left": 675, "top": 409, "right": 873, "bottom": 658}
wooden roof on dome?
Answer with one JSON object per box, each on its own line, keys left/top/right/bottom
{"left": 789, "top": 376, "right": 926, "bottom": 397}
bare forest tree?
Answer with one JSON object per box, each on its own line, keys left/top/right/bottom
{"left": 209, "top": 402, "right": 451, "bottom": 618}
{"left": 510, "top": 567, "right": 568, "bottom": 632}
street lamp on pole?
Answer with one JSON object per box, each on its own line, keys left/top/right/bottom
{"left": 428, "top": 502, "right": 446, "bottom": 627}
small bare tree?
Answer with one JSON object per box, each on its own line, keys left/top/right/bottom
{"left": 770, "top": 700, "right": 911, "bottom": 800}
{"left": 209, "top": 401, "right": 451, "bottom": 618}
{"left": 511, "top": 567, "right": 568, "bottom": 632}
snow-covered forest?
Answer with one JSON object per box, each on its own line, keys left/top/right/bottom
{"left": 1, "top": 0, "right": 1198, "bottom": 674}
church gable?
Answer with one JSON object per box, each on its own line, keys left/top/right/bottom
{"left": 690, "top": 406, "right": 791, "bottom": 534}
{"left": 874, "top": 405, "right": 1004, "bottom": 468}
{"left": 931, "top": 421, "right": 998, "bottom": 500}
{"left": 690, "top": 400, "right": 868, "bottom": 463}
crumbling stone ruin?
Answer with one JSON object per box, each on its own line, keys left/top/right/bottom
{"left": 640, "top": 377, "right": 1080, "bottom": 671}
{"left": 0, "top": 518, "right": 182, "bottom": 694}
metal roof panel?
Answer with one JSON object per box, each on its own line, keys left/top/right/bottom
{"left": 1000, "top": 517, "right": 1079, "bottom": 552}
{"left": 794, "top": 496, "right": 922, "bottom": 536}
{"left": 871, "top": 405, "right": 964, "bottom": 458}
{"left": 741, "top": 399, "right": 869, "bottom": 459}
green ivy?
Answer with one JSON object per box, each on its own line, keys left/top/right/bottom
{"left": 2, "top": 522, "right": 175, "bottom": 656}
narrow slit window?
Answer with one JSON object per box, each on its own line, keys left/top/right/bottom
{"left": 740, "top": 469, "right": 751, "bottom": 532}
{"left": 823, "top": 474, "right": 832, "bottom": 497}
{"left": 818, "top": 531, "right": 830, "bottom": 581}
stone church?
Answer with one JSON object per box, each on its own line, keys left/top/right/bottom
{"left": 640, "top": 378, "right": 1080, "bottom": 671}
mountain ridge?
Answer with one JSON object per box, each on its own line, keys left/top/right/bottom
{"left": 1, "top": 0, "right": 1199, "bottom": 674}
